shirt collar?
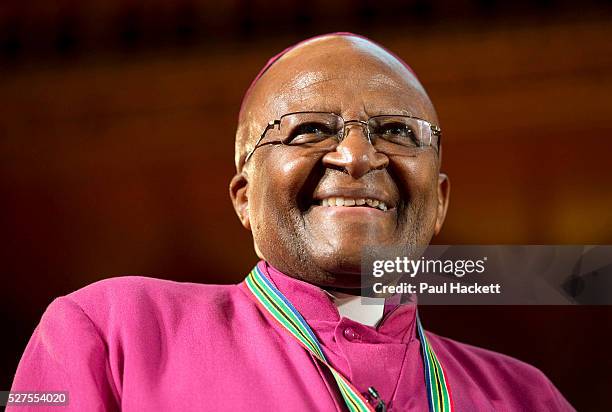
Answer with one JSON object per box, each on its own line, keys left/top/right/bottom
{"left": 325, "top": 290, "right": 385, "bottom": 327}
{"left": 253, "top": 260, "right": 418, "bottom": 342}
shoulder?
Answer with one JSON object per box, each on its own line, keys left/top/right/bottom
{"left": 68, "top": 275, "right": 234, "bottom": 309}
{"left": 427, "top": 331, "right": 546, "bottom": 380}
{"left": 426, "top": 332, "right": 575, "bottom": 411}
{"left": 47, "top": 276, "right": 248, "bottom": 336}
{"left": 68, "top": 275, "right": 235, "bottom": 307}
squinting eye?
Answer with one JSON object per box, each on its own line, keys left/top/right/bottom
{"left": 292, "top": 122, "right": 332, "bottom": 137}
{"left": 285, "top": 122, "right": 336, "bottom": 145}
{"left": 380, "top": 123, "right": 413, "bottom": 137}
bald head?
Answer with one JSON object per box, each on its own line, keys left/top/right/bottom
{"left": 235, "top": 33, "right": 437, "bottom": 171}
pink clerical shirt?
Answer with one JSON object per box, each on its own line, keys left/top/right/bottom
{"left": 10, "top": 261, "right": 574, "bottom": 411}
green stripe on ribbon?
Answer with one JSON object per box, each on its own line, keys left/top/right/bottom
{"left": 418, "top": 316, "right": 453, "bottom": 412}
{"left": 245, "top": 273, "right": 323, "bottom": 358}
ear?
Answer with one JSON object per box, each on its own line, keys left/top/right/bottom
{"left": 229, "top": 172, "right": 251, "bottom": 230}
{"left": 434, "top": 173, "right": 450, "bottom": 236}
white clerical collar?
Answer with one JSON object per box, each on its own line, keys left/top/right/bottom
{"left": 324, "top": 290, "right": 385, "bottom": 327}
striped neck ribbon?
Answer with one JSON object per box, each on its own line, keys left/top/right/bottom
{"left": 242, "top": 265, "right": 455, "bottom": 412}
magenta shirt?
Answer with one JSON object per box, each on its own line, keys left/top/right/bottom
{"left": 10, "top": 261, "right": 574, "bottom": 411}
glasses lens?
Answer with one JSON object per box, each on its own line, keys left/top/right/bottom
{"left": 369, "top": 116, "right": 435, "bottom": 149}
{"left": 279, "top": 112, "right": 343, "bottom": 146}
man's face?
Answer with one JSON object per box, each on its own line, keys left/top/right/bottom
{"left": 231, "top": 36, "right": 449, "bottom": 288}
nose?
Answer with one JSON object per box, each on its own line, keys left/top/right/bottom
{"left": 322, "top": 123, "right": 389, "bottom": 179}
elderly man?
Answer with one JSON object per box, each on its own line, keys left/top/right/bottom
{"left": 10, "top": 33, "right": 573, "bottom": 411}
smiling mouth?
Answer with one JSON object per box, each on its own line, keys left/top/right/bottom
{"left": 318, "top": 197, "right": 389, "bottom": 211}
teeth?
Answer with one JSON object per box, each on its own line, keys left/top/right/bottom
{"left": 319, "top": 197, "right": 388, "bottom": 210}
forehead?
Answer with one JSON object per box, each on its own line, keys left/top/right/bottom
{"left": 246, "top": 36, "right": 436, "bottom": 121}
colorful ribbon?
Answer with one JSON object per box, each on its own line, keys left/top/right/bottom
{"left": 242, "top": 265, "right": 454, "bottom": 412}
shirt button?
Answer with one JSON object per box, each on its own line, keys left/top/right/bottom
{"left": 343, "top": 327, "right": 360, "bottom": 341}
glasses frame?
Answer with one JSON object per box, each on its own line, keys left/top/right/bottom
{"left": 243, "top": 111, "right": 442, "bottom": 164}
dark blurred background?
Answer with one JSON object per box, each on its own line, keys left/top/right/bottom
{"left": 2, "top": 0, "right": 611, "bottom": 410}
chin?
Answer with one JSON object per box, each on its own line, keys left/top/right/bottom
{"left": 315, "top": 263, "right": 363, "bottom": 289}
{"left": 309, "top": 246, "right": 366, "bottom": 279}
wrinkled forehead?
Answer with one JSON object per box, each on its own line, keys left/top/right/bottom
{"left": 240, "top": 34, "right": 432, "bottom": 121}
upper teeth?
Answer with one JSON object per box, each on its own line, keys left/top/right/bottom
{"left": 320, "top": 197, "right": 388, "bottom": 211}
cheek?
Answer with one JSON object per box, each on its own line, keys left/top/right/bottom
{"left": 280, "top": 155, "right": 310, "bottom": 180}
{"left": 390, "top": 157, "right": 440, "bottom": 245}
{"left": 392, "top": 156, "right": 439, "bottom": 207}
{"left": 249, "top": 151, "right": 319, "bottom": 226}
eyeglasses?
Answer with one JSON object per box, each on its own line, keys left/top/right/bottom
{"left": 243, "top": 111, "right": 441, "bottom": 164}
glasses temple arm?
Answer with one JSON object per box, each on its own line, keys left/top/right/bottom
{"left": 244, "top": 120, "right": 279, "bottom": 163}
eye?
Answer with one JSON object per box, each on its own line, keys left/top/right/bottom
{"left": 286, "top": 122, "right": 335, "bottom": 144}
{"left": 380, "top": 122, "right": 412, "bottom": 137}
{"left": 294, "top": 122, "right": 332, "bottom": 136}
{"left": 376, "top": 122, "right": 418, "bottom": 146}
